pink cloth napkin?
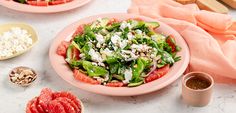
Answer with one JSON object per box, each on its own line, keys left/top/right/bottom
{"left": 128, "top": 0, "right": 236, "bottom": 83}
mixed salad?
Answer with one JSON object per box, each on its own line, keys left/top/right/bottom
{"left": 13, "top": 0, "right": 73, "bottom": 6}
{"left": 57, "top": 18, "right": 181, "bottom": 87}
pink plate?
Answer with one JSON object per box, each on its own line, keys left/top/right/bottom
{"left": 49, "top": 13, "right": 190, "bottom": 96}
{"left": 0, "top": 0, "right": 91, "bottom": 13}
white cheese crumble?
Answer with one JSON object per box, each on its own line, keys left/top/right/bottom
{"left": 95, "top": 34, "right": 105, "bottom": 44}
{"left": 131, "top": 44, "right": 152, "bottom": 52}
{"left": 0, "top": 27, "right": 33, "bottom": 58}
{"left": 101, "top": 48, "right": 113, "bottom": 56}
{"left": 151, "top": 34, "right": 166, "bottom": 42}
{"left": 111, "top": 34, "right": 120, "bottom": 45}
{"left": 119, "top": 40, "right": 128, "bottom": 49}
{"left": 121, "top": 50, "right": 139, "bottom": 61}
{"left": 88, "top": 48, "right": 103, "bottom": 63}
{"left": 123, "top": 68, "right": 133, "bottom": 83}
{"left": 135, "top": 29, "right": 142, "bottom": 35}
{"left": 111, "top": 34, "right": 128, "bottom": 49}
{"left": 127, "top": 32, "right": 134, "bottom": 40}
{"left": 120, "top": 21, "right": 131, "bottom": 30}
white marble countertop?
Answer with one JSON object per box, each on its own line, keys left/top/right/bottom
{"left": 0, "top": 0, "right": 236, "bottom": 113}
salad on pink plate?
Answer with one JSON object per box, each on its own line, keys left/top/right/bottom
{"left": 56, "top": 18, "right": 182, "bottom": 87}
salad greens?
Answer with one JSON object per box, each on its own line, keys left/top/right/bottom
{"left": 66, "top": 18, "right": 181, "bottom": 87}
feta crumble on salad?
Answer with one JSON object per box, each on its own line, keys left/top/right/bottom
{"left": 57, "top": 18, "right": 181, "bottom": 87}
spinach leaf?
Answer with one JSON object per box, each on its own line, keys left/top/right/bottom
{"left": 81, "top": 44, "right": 91, "bottom": 60}
{"left": 131, "top": 58, "right": 147, "bottom": 82}
{"left": 121, "top": 27, "right": 129, "bottom": 39}
{"left": 133, "top": 21, "right": 150, "bottom": 34}
{"left": 66, "top": 59, "right": 83, "bottom": 69}
{"left": 109, "top": 63, "right": 120, "bottom": 74}
{"left": 82, "top": 61, "right": 108, "bottom": 77}
{"left": 105, "top": 56, "right": 119, "bottom": 64}
{"left": 106, "top": 23, "right": 121, "bottom": 31}
{"left": 15, "top": 0, "right": 26, "bottom": 3}
{"left": 84, "top": 25, "right": 96, "bottom": 41}
{"left": 73, "top": 35, "right": 85, "bottom": 48}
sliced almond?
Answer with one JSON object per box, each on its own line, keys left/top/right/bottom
{"left": 9, "top": 66, "right": 37, "bottom": 87}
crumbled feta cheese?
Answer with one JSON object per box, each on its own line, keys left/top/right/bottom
{"left": 123, "top": 69, "right": 133, "bottom": 83}
{"left": 98, "top": 62, "right": 105, "bottom": 67}
{"left": 121, "top": 50, "right": 138, "bottom": 61}
{"left": 127, "top": 32, "right": 134, "bottom": 40}
{"left": 151, "top": 34, "right": 166, "bottom": 42}
{"left": 95, "top": 34, "right": 105, "bottom": 44}
{"left": 111, "top": 34, "right": 128, "bottom": 49}
{"left": 135, "top": 29, "right": 142, "bottom": 35}
{"left": 88, "top": 48, "right": 103, "bottom": 63}
{"left": 79, "top": 53, "right": 85, "bottom": 58}
{"left": 121, "top": 50, "right": 132, "bottom": 54}
{"left": 113, "top": 46, "right": 118, "bottom": 51}
{"left": 120, "top": 21, "right": 131, "bottom": 30}
{"left": 97, "top": 17, "right": 102, "bottom": 23}
{"left": 104, "top": 74, "right": 109, "bottom": 81}
{"left": 0, "top": 27, "right": 33, "bottom": 58}
{"left": 119, "top": 40, "right": 128, "bottom": 49}
{"left": 94, "top": 77, "right": 105, "bottom": 83}
{"left": 115, "top": 32, "right": 122, "bottom": 36}
{"left": 96, "top": 43, "right": 101, "bottom": 48}
{"left": 101, "top": 48, "right": 113, "bottom": 56}
{"left": 111, "top": 34, "right": 120, "bottom": 45}
{"left": 92, "top": 62, "right": 98, "bottom": 66}
{"left": 131, "top": 44, "right": 152, "bottom": 52}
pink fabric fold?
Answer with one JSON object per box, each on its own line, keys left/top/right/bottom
{"left": 128, "top": 0, "right": 236, "bottom": 83}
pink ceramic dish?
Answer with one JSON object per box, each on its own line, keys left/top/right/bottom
{"left": 49, "top": 13, "right": 190, "bottom": 96}
{"left": 0, "top": 0, "right": 91, "bottom": 13}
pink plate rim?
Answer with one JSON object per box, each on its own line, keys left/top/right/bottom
{"left": 0, "top": 0, "right": 91, "bottom": 13}
{"left": 49, "top": 13, "right": 190, "bottom": 96}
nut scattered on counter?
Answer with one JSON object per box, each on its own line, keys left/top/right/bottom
{"left": 9, "top": 66, "right": 37, "bottom": 86}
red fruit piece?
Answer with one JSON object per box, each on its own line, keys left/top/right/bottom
{"left": 73, "top": 69, "right": 101, "bottom": 85}
{"left": 30, "top": 97, "right": 40, "bottom": 113}
{"left": 107, "top": 18, "right": 119, "bottom": 25}
{"left": 72, "top": 25, "right": 84, "bottom": 38}
{"left": 56, "top": 41, "right": 70, "bottom": 57}
{"left": 48, "top": 100, "right": 66, "bottom": 113}
{"left": 36, "top": 98, "right": 46, "bottom": 113}
{"left": 53, "top": 91, "right": 80, "bottom": 108}
{"left": 166, "top": 35, "right": 176, "bottom": 52}
{"left": 26, "top": 97, "right": 36, "bottom": 113}
{"left": 69, "top": 46, "right": 80, "bottom": 60}
{"left": 27, "top": 1, "right": 48, "bottom": 6}
{"left": 66, "top": 0, "right": 73, "bottom": 2}
{"left": 55, "top": 97, "right": 76, "bottom": 113}
{"left": 38, "top": 88, "right": 53, "bottom": 113}
{"left": 49, "top": 1, "right": 65, "bottom": 5}
{"left": 64, "top": 98, "right": 80, "bottom": 113}
{"left": 145, "top": 65, "right": 170, "bottom": 83}
{"left": 26, "top": 1, "right": 37, "bottom": 6}
{"left": 106, "top": 82, "right": 124, "bottom": 87}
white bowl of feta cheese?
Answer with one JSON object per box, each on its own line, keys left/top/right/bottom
{"left": 0, "top": 23, "right": 38, "bottom": 60}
